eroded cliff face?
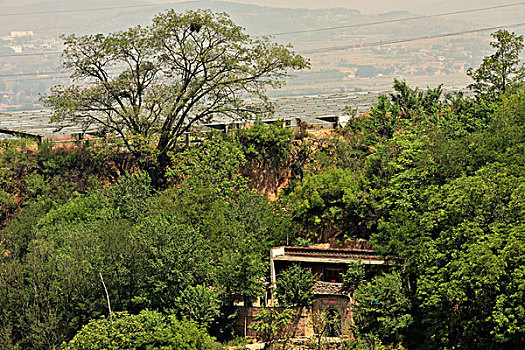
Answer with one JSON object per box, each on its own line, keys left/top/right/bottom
{"left": 240, "top": 136, "right": 327, "bottom": 200}
{"left": 240, "top": 158, "right": 292, "bottom": 201}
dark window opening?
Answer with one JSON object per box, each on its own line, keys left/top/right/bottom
{"left": 323, "top": 268, "right": 343, "bottom": 283}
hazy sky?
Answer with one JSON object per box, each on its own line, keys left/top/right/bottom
{"left": 145, "top": 0, "right": 520, "bottom": 14}
{"left": 208, "top": 0, "right": 438, "bottom": 13}
{"left": 2, "top": 0, "right": 519, "bottom": 14}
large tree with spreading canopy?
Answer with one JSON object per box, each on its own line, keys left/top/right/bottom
{"left": 43, "top": 9, "right": 308, "bottom": 178}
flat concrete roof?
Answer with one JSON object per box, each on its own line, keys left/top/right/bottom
{"left": 272, "top": 255, "right": 385, "bottom": 265}
{"left": 271, "top": 246, "right": 386, "bottom": 265}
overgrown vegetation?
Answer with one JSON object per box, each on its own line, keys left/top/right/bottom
{"left": 63, "top": 310, "right": 221, "bottom": 350}
{"left": 275, "top": 265, "right": 316, "bottom": 308}
{"left": 41, "top": 10, "right": 308, "bottom": 185}
{"left": 0, "top": 23, "right": 524, "bottom": 350}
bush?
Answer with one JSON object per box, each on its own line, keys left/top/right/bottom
{"left": 275, "top": 264, "right": 316, "bottom": 308}
{"left": 62, "top": 310, "right": 221, "bottom": 350}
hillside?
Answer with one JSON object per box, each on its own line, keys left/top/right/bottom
{"left": 0, "top": 20, "right": 524, "bottom": 347}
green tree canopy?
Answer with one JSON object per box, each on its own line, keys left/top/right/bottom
{"left": 42, "top": 10, "right": 308, "bottom": 178}
{"left": 354, "top": 271, "right": 413, "bottom": 347}
{"left": 467, "top": 29, "right": 525, "bottom": 100}
{"left": 63, "top": 310, "right": 220, "bottom": 350}
{"left": 275, "top": 264, "right": 316, "bottom": 308}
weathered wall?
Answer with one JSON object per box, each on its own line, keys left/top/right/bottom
{"left": 313, "top": 295, "right": 354, "bottom": 334}
{"left": 234, "top": 307, "right": 314, "bottom": 338}
{"left": 234, "top": 297, "right": 354, "bottom": 340}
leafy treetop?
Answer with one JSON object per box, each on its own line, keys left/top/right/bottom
{"left": 42, "top": 10, "right": 309, "bottom": 172}
{"left": 275, "top": 264, "right": 316, "bottom": 308}
{"left": 467, "top": 29, "right": 525, "bottom": 100}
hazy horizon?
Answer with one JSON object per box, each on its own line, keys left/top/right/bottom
{"left": 2, "top": 0, "right": 521, "bottom": 15}
{"left": 143, "top": 0, "right": 522, "bottom": 15}
{"left": 1, "top": 0, "right": 523, "bottom": 100}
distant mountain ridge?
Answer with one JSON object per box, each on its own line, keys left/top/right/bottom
{"left": 0, "top": 0, "right": 471, "bottom": 46}
{"left": 1, "top": 0, "right": 367, "bottom": 36}
{"left": 1, "top": 0, "right": 522, "bottom": 98}
{"left": 2, "top": 0, "right": 522, "bottom": 36}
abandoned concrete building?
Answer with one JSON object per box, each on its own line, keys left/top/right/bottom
{"left": 235, "top": 244, "right": 386, "bottom": 338}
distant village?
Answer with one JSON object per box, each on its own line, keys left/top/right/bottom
{"left": 0, "top": 28, "right": 488, "bottom": 112}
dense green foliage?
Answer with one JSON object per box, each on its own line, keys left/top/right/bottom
{"left": 1, "top": 29, "right": 524, "bottom": 349}
{"left": 0, "top": 139, "right": 118, "bottom": 228}
{"left": 275, "top": 264, "right": 316, "bottom": 308}
{"left": 63, "top": 310, "right": 221, "bottom": 350}
{"left": 282, "top": 83, "right": 525, "bottom": 348}
{"left": 342, "top": 260, "right": 365, "bottom": 292}
{"left": 250, "top": 308, "right": 295, "bottom": 348}
{"left": 0, "top": 137, "right": 289, "bottom": 348}
{"left": 279, "top": 31, "right": 525, "bottom": 348}
{"left": 354, "top": 272, "right": 413, "bottom": 346}
{"left": 237, "top": 123, "right": 294, "bottom": 165}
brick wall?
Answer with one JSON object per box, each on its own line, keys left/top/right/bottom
{"left": 234, "top": 296, "right": 354, "bottom": 340}
{"left": 234, "top": 307, "right": 314, "bottom": 338}
{"left": 313, "top": 295, "right": 354, "bottom": 335}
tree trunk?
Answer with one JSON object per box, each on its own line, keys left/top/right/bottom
{"left": 146, "top": 151, "right": 171, "bottom": 189}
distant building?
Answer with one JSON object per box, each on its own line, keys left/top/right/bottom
{"left": 270, "top": 245, "right": 385, "bottom": 288}
{"left": 270, "top": 245, "right": 385, "bottom": 328}
{"left": 9, "top": 46, "right": 23, "bottom": 54}
{"left": 234, "top": 244, "right": 387, "bottom": 338}
{"left": 10, "top": 31, "right": 33, "bottom": 38}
